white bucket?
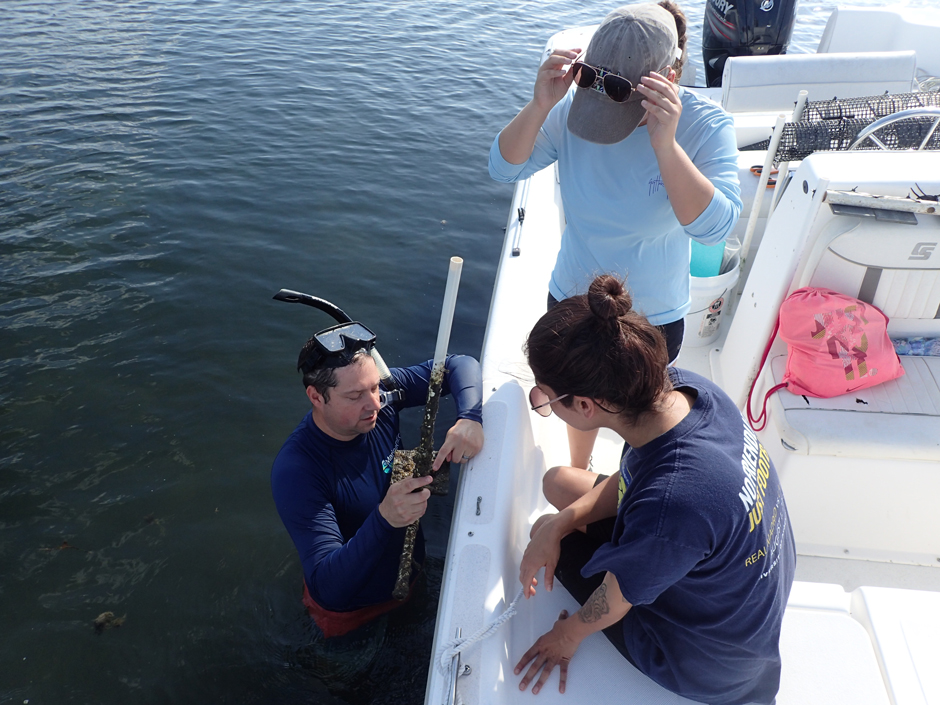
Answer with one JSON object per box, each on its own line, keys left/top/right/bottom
{"left": 683, "top": 257, "right": 740, "bottom": 348}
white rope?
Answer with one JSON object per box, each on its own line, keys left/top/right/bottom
{"left": 437, "top": 587, "right": 526, "bottom": 705}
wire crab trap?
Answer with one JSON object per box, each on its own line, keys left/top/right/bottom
{"left": 741, "top": 91, "right": 940, "bottom": 162}
{"left": 800, "top": 91, "right": 940, "bottom": 122}
{"left": 738, "top": 90, "right": 940, "bottom": 269}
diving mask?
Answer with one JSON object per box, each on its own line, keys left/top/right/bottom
{"left": 298, "top": 321, "right": 377, "bottom": 374}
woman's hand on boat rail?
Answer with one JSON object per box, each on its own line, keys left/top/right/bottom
{"left": 520, "top": 475, "right": 619, "bottom": 598}
{"left": 520, "top": 513, "right": 564, "bottom": 598}
{"left": 516, "top": 572, "right": 633, "bottom": 695}
{"left": 515, "top": 609, "right": 581, "bottom": 694}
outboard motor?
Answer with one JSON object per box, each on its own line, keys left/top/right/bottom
{"left": 702, "top": 0, "right": 799, "bottom": 87}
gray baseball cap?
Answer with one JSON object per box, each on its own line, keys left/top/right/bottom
{"left": 568, "top": 4, "right": 680, "bottom": 144}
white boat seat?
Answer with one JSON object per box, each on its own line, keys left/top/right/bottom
{"left": 851, "top": 586, "right": 940, "bottom": 705}
{"left": 799, "top": 214, "right": 940, "bottom": 338}
{"left": 766, "top": 208, "right": 940, "bottom": 460}
{"left": 778, "top": 582, "right": 889, "bottom": 705}
{"left": 769, "top": 355, "right": 940, "bottom": 460}
{"left": 721, "top": 51, "right": 917, "bottom": 116}
{"left": 817, "top": 7, "right": 940, "bottom": 81}
{"left": 781, "top": 581, "right": 940, "bottom": 705}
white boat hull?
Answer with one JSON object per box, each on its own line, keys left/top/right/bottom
{"left": 427, "top": 7, "right": 940, "bottom": 704}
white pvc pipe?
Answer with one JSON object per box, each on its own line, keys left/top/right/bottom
{"left": 741, "top": 114, "right": 786, "bottom": 268}
{"left": 792, "top": 90, "right": 809, "bottom": 124}
{"left": 433, "top": 257, "right": 463, "bottom": 369}
{"left": 771, "top": 91, "right": 809, "bottom": 214}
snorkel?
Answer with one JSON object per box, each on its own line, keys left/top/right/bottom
{"left": 272, "top": 288, "right": 403, "bottom": 403}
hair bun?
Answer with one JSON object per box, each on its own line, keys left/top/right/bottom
{"left": 587, "top": 275, "right": 633, "bottom": 321}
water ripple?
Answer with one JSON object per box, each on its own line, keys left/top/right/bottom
{"left": 2, "top": 0, "right": 928, "bottom": 702}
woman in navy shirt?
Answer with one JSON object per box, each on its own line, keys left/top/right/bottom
{"left": 516, "top": 274, "right": 795, "bottom": 704}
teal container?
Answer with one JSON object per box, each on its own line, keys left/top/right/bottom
{"left": 690, "top": 240, "right": 725, "bottom": 278}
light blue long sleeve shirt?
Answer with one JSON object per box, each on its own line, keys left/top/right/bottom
{"left": 489, "top": 87, "right": 742, "bottom": 325}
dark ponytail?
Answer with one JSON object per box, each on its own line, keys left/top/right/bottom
{"left": 658, "top": 0, "right": 688, "bottom": 81}
{"left": 525, "top": 275, "right": 672, "bottom": 423}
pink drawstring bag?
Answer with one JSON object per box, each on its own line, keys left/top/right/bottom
{"left": 747, "top": 287, "right": 905, "bottom": 431}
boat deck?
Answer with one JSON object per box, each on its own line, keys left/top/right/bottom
{"left": 427, "top": 8, "right": 940, "bottom": 704}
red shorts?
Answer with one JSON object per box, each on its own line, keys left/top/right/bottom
{"left": 302, "top": 581, "right": 414, "bottom": 639}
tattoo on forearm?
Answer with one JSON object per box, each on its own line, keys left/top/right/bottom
{"left": 578, "top": 583, "right": 610, "bottom": 624}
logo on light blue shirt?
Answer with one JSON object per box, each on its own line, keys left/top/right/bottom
{"left": 648, "top": 175, "right": 665, "bottom": 197}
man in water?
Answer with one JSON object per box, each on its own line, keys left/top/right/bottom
{"left": 271, "top": 322, "right": 484, "bottom": 637}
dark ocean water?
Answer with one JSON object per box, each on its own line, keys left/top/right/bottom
{"left": 0, "top": 0, "right": 923, "bottom": 702}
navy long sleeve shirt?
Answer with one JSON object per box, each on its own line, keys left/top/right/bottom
{"left": 583, "top": 369, "right": 795, "bottom": 704}
{"left": 271, "top": 355, "right": 483, "bottom": 611}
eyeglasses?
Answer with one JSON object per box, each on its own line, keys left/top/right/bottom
{"left": 529, "top": 386, "right": 569, "bottom": 417}
{"left": 571, "top": 55, "right": 634, "bottom": 103}
{"left": 299, "top": 322, "right": 376, "bottom": 373}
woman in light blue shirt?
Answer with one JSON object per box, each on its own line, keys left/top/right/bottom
{"left": 489, "top": 1, "right": 741, "bottom": 468}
